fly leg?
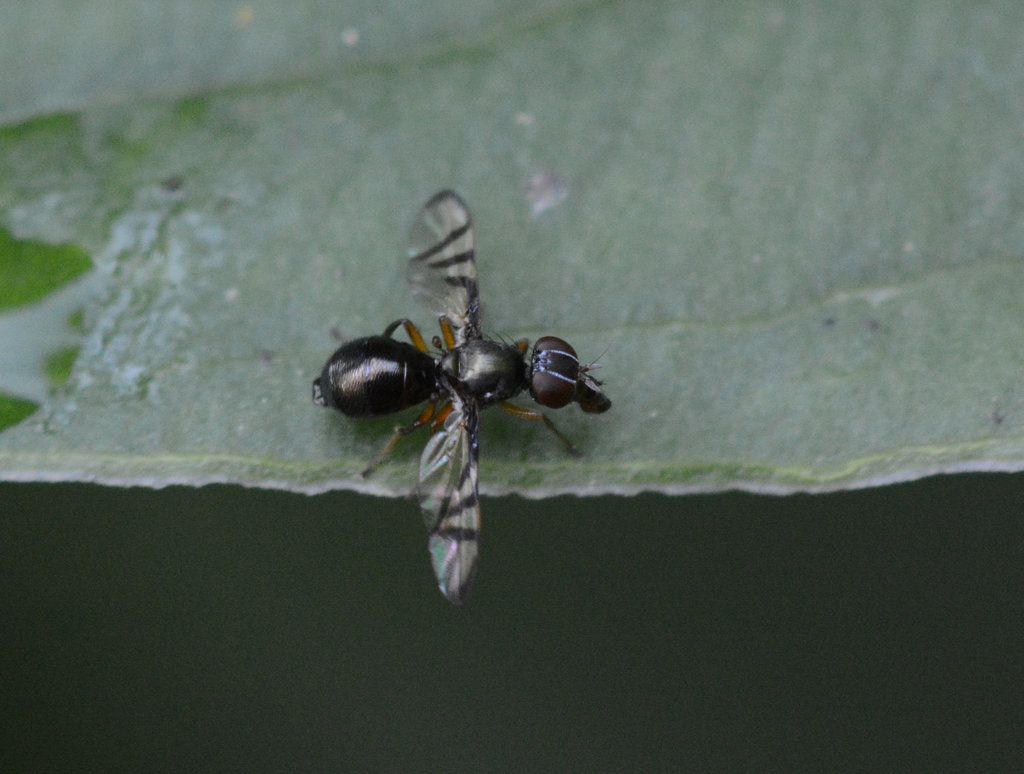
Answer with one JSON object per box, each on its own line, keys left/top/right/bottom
{"left": 381, "top": 318, "right": 431, "bottom": 353}
{"left": 499, "top": 402, "right": 581, "bottom": 458}
{"left": 362, "top": 401, "right": 437, "bottom": 477}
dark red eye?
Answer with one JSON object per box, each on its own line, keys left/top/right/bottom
{"left": 529, "top": 336, "right": 580, "bottom": 409}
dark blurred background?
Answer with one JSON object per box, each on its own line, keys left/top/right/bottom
{"left": 2, "top": 475, "right": 1021, "bottom": 771}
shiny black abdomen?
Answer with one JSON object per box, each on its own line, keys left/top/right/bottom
{"left": 313, "top": 335, "right": 436, "bottom": 417}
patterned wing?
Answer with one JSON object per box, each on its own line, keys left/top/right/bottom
{"left": 416, "top": 396, "right": 480, "bottom": 606}
{"left": 406, "top": 190, "right": 481, "bottom": 342}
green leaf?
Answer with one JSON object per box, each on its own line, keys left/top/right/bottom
{"left": 43, "top": 345, "right": 80, "bottom": 388}
{"left": 0, "top": 395, "right": 38, "bottom": 431}
{"left": 0, "top": 227, "right": 92, "bottom": 311}
{"left": 2, "top": 1, "right": 1023, "bottom": 494}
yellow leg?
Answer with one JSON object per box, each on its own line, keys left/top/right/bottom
{"left": 361, "top": 401, "right": 437, "bottom": 477}
{"left": 381, "top": 318, "right": 431, "bottom": 353}
{"left": 438, "top": 316, "right": 458, "bottom": 350}
{"left": 499, "top": 402, "right": 580, "bottom": 457}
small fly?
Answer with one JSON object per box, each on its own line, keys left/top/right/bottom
{"left": 313, "top": 190, "right": 610, "bottom": 605}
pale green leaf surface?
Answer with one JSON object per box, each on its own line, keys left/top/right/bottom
{"left": 1, "top": 1, "right": 1023, "bottom": 495}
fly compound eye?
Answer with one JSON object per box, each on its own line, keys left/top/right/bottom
{"left": 530, "top": 336, "right": 580, "bottom": 409}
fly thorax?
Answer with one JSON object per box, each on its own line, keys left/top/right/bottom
{"left": 442, "top": 339, "right": 526, "bottom": 406}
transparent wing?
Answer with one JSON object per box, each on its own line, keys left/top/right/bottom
{"left": 416, "top": 397, "right": 480, "bottom": 606}
{"left": 406, "top": 190, "right": 481, "bottom": 342}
